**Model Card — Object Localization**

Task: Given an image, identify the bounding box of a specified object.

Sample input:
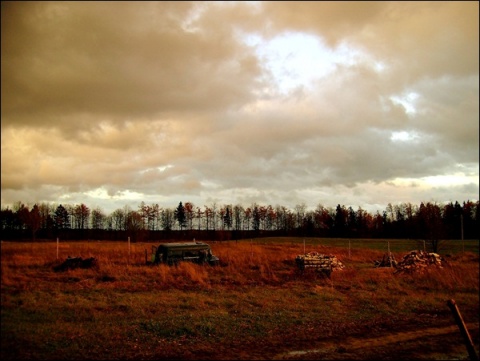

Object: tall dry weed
[175,262,210,287]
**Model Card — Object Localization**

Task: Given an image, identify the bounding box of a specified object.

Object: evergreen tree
[54,204,70,230]
[223,205,232,230]
[175,202,186,230]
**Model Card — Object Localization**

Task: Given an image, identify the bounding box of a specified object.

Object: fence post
[56,237,59,260]
[388,241,392,267]
[461,214,464,254]
[447,299,479,361]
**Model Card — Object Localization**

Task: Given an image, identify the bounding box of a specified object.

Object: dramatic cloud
[1,1,478,214]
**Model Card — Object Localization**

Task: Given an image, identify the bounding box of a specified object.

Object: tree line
[1,200,478,245]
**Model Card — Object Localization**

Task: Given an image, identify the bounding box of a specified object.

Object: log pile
[295,252,345,275]
[374,253,398,268]
[393,250,444,274]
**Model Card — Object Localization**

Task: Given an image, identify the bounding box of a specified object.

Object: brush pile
[393,250,445,274]
[295,252,345,276]
[374,253,398,268]
[53,256,98,272]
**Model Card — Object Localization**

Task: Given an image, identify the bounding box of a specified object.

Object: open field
[1,238,479,360]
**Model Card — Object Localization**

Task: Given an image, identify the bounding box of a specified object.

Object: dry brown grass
[1,239,478,360]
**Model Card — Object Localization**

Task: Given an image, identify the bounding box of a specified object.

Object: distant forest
[1,199,478,244]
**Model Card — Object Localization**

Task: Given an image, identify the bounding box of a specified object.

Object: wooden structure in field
[295,252,345,277]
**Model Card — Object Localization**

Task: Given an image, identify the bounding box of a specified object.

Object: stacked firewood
[374,253,398,268]
[393,250,444,274]
[295,252,345,271]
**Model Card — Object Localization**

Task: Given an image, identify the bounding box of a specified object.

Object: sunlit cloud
[1,1,478,214]
[389,173,476,189]
[390,92,419,115]
[390,131,420,142]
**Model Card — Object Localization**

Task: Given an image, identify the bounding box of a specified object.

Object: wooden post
[128,237,130,264]
[56,237,59,260]
[303,239,306,255]
[388,241,392,267]
[348,240,351,258]
[447,299,479,361]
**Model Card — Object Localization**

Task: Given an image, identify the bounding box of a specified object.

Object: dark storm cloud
[1,1,478,213]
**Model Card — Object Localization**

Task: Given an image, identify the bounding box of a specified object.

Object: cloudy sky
[1,1,479,215]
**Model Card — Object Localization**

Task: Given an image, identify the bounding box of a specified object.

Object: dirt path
[273,322,480,360]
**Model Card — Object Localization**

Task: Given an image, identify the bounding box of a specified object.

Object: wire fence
[245,237,479,255]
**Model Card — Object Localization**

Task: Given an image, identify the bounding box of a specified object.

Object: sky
[1,1,479,215]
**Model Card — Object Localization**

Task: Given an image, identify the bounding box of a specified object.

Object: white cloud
[1,2,478,215]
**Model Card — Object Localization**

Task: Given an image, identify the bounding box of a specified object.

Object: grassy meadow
[1,238,479,360]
